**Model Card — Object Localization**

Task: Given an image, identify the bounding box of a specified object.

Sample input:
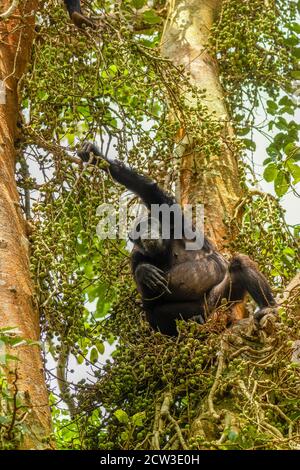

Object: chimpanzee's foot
[190,314,205,325]
[254,306,278,323]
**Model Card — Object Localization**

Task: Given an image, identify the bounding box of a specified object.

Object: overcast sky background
[251,105,299,227]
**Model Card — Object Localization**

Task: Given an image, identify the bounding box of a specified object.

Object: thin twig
[208,340,226,420]
[0,0,19,19]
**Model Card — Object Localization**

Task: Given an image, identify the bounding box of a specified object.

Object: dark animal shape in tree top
[64,0,94,28]
[78,142,277,336]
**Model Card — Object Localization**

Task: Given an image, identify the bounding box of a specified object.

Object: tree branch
[0,0,19,20]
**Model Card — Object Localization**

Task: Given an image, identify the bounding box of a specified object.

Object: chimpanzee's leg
[206,272,234,309]
[206,254,277,321]
[229,254,277,320]
[147,302,205,336]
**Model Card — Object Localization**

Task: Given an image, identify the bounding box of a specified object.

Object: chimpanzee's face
[129,216,166,257]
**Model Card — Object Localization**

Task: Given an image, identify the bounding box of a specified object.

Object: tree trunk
[161,0,243,250]
[0,1,52,449]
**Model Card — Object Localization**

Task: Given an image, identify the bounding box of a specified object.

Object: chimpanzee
[78,142,277,336]
[63,0,94,28]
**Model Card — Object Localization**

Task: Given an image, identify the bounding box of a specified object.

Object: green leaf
[95,340,105,355]
[95,295,111,319]
[291,70,300,79]
[263,163,278,182]
[284,143,297,155]
[132,0,146,8]
[67,134,75,145]
[274,171,289,197]
[267,100,278,115]
[286,36,298,47]
[86,283,106,304]
[142,10,162,24]
[290,22,300,33]
[107,334,115,346]
[109,64,118,76]
[270,148,283,163]
[120,431,129,442]
[76,354,84,365]
[287,162,300,183]
[132,411,146,427]
[40,92,49,101]
[90,347,98,364]
[279,96,294,107]
[234,114,244,122]
[237,127,250,136]
[275,117,288,131]
[283,247,295,257]
[293,47,300,59]
[284,144,300,160]
[114,409,129,424]
[242,139,256,151]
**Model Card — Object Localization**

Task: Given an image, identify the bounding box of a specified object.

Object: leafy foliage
[211,0,300,197]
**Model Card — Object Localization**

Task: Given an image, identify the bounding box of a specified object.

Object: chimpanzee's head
[129,216,168,257]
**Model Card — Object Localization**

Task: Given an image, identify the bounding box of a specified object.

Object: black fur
[78,142,277,336]
[64,0,94,28]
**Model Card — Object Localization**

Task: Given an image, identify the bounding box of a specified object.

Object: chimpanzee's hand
[135,264,171,295]
[71,12,95,29]
[77,142,102,163]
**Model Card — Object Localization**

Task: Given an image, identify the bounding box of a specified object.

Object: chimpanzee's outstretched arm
[64,1,94,28]
[78,142,176,209]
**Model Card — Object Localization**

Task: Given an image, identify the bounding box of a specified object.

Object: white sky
[251,107,299,227]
